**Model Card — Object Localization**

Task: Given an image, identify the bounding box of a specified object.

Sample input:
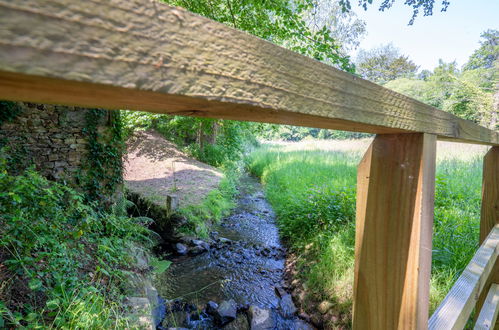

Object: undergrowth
[178,164,240,238]
[246,142,484,327]
[0,154,153,328]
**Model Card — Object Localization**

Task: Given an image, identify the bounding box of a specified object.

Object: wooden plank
[481,147,499,243]
[474,284,499,330]
[353,133,437,329]
[476,147,499,326]
[428,225,499,330]
[0,0,497,145]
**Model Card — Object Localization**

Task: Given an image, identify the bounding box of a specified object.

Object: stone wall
[0,102,117,190]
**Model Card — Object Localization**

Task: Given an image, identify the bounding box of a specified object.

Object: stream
[154,175,314,329]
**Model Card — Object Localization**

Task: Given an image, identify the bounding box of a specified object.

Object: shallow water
[155,175,315,329]
[156,175,286,309]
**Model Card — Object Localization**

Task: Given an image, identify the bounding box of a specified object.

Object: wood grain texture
[481,147,499,243]
[474,284,499,330]
[0,0,497,145]
[429,225,499,330]
[353,133,437,330]
[476,147,499,327]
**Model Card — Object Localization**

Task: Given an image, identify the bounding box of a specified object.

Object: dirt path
[124,130,223,208]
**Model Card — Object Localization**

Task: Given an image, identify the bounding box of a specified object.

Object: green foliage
[464,29,499,70]
[339,0,450,25]
[429,158,483,310]
[0,154,152,327]
[0,101,23,126]
[246,143,484,322]
[356,44,419,84]
[247,146,358,322]
[257,124,372,141]
[122,110,258,167]
[386,57,496,128]
[82,109,124,208]
[163,0,354,72]
[178,165,239,237]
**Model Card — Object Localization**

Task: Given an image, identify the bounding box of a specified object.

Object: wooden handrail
[474,284,499,329]
[429,225,499,329]
[0,0,497,145]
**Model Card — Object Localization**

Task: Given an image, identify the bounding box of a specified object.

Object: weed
[246,141,487,323]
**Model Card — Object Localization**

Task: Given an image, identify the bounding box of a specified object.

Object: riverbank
[246,140,490,328]
[154,174,314,329]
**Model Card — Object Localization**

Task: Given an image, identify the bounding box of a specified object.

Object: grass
[246,139,489,326]
[178,164,240,238]
[0,155,154,328]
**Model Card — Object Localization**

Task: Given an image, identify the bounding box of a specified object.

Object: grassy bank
[246,140,488,326]
[0,157,154,328]
[178,164,240,238]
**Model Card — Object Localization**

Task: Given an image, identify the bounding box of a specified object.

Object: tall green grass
[246,142,485,323]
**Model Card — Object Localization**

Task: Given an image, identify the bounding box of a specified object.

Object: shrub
[0,154,152,328]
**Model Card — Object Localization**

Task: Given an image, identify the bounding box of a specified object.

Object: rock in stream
[156,175,314,329]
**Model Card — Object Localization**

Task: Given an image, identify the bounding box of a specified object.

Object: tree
[463,29,499,130]
[356,44,419,84]
[163,0,354,72]
[125,0,369,162]
[464,30,499,71]
[305,0,366,54]
[339,0,450,25]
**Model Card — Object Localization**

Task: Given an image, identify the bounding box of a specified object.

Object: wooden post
[476,146,499,324]
[353,133,437,330]
[480,147,499,244]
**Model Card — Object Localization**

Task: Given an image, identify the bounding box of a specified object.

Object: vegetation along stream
[155,174,314,329]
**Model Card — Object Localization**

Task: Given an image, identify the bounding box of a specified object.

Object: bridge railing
[429,225,499,329]
[0,0,498,329]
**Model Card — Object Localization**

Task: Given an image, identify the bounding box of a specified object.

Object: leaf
[46,299,60,311]
[28,278,43,291]
[151,260,172,274]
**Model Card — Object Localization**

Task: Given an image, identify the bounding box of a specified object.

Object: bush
[178,164,240,237]
[246,143,485,323]
[0,154,152,328]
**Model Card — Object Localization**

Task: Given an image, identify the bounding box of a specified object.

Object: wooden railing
[429,225,499,329]
[0,0,498,328]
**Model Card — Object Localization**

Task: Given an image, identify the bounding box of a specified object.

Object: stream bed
[154,175,314,329]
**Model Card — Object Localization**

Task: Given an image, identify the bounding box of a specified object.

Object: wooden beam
[481,147,499,243]
[476,147,499,327]
[474,284,499,330]
[429,225,499,330]
[353,133,437,329]
[0,0,497,145]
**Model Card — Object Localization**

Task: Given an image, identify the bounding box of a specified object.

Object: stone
[162,310,187,328]
[215,299,237,326]
[248,306,274,330]
[274,286,287,299]
[48,154,59,161]
[192,239,210,250]
[222,313,249,330]
[54,161,68,167]
[175,243,188,255]
[218,237,232,244]
[293,319,315,330]
[126,297,155,330]
[298,312,311,322]
[317,301,333,314]
[279,294,297,318]
[189,246,206,255]
[205,301,218,315]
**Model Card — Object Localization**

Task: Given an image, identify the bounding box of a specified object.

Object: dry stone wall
[0,102,116,187]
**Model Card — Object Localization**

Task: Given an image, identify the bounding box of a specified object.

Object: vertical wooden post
[480,147,499,244]
[353,133,437,330]
[476,146,499,323]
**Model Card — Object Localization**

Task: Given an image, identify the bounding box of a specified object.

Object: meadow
[246,139,490,324]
